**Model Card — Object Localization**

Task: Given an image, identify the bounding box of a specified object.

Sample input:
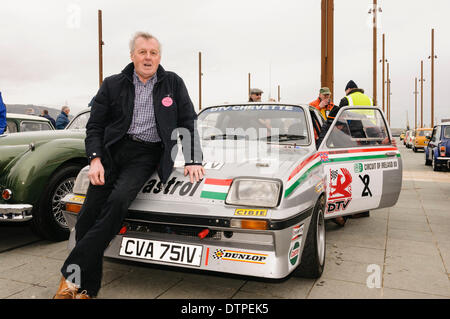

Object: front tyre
[293,195,326,278]
[30,164,82,241]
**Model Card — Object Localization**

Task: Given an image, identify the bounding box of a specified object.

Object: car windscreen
[198,105,310,145]
[20,121,53,131]
[418,130,432,137]
[67,111,90,130]
[326,108,390,148]
[443,126,450,139]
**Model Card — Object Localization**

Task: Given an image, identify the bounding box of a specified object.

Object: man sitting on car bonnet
[53,32,204,299]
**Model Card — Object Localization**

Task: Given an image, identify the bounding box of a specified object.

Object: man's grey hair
[129,32,161,54]
[61,106,69,112]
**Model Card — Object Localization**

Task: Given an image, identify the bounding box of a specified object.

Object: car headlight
[225,178,282,208]
[73,166,90,195]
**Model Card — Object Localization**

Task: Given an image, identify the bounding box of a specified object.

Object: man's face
[250,93,262,102]
[65,108,70,115]
[319,93,331,101]
[131,37,161,80]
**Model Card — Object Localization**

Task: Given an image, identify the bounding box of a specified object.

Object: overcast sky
[0,0,448,128]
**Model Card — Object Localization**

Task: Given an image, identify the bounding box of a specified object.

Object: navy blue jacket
[42,114,56,128]
[55,111,69,129]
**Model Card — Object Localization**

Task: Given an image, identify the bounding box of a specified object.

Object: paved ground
[1,138,449,299]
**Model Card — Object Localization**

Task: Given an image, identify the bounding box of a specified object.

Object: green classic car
[0,108,90,241]
[5,113,55,133]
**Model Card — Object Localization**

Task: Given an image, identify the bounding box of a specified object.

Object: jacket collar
[348,88,365,95]
[122,62,167,83]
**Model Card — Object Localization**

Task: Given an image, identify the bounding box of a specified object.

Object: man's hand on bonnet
[184,165,205,184]
[88,157,105,186]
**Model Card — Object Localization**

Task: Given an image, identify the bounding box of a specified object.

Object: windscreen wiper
[261,134,307,141]
[205,134,248,140]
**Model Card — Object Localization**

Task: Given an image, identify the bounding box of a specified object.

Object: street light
[428,28,438,128]
[419,61,425,128]
[368,1,382,106]
[379,33,387,112]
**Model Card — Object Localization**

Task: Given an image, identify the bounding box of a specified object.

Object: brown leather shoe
[75,290,92,299]
[53,276,78,299]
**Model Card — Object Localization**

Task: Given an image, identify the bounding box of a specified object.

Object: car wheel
[413,147,417,153]
[292,195,326,279]
[30,164,82,241]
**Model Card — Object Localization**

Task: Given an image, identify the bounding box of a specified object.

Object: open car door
[319,106,402,219]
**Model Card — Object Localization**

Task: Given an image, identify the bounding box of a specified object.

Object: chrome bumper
[0,204,33,222]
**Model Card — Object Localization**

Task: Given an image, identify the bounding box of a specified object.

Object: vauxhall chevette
[61,103,402,279]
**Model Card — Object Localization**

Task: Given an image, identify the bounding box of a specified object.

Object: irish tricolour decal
[200,178,232,200]
[285,147,400,198]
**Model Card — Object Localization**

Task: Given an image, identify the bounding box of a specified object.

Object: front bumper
[62,207,313,279]
[0,204,33,222]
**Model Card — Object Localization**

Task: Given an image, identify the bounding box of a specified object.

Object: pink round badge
[162,97,173,107]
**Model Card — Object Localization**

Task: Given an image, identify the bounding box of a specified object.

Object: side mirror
[426,136,431,140]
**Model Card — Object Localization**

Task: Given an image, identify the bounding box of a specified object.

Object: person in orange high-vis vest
[309,87,334,121]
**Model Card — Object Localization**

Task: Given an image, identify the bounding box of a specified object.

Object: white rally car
[62,103,402,279]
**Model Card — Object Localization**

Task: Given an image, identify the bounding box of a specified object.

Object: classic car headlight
[225,178,282,208]
[73,166,90,195]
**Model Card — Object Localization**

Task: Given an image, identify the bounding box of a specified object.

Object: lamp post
[379,34,387,112]
[198,52,202,110]
[321,0,334,97]
[419,61,425,128]
[369,0,382,106]
[386,62,390,125]
[413,77,419,130]
[428,28,437,128]
[98,10,104,88]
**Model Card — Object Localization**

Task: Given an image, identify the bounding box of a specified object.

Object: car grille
[124,221,222,240]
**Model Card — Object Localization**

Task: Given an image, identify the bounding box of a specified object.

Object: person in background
[55,106,70,129]
[40,109,56,128]
[0,92,6,134]
[316,81,373,149]
[309,87,334,121]
[249,88,263,102]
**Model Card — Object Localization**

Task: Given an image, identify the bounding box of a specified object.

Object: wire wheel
[51,176,76,228]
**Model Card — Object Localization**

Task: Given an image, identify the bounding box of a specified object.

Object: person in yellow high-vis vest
[328,80,373,121]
